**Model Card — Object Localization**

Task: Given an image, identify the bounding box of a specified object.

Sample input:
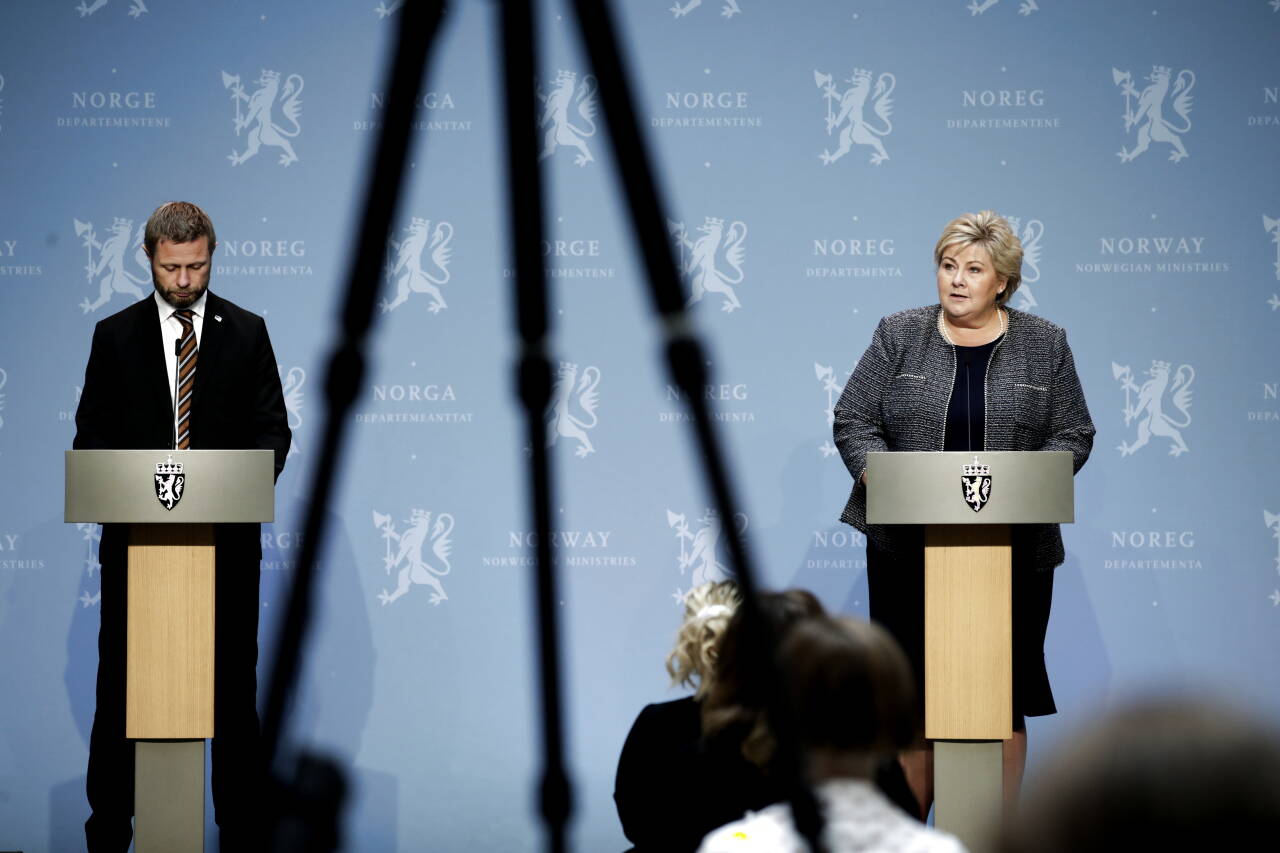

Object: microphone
[172,334,181,449]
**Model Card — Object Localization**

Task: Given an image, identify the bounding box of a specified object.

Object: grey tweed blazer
[834,305,1095,569]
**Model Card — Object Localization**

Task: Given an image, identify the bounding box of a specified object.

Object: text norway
[1100,237,1204,254]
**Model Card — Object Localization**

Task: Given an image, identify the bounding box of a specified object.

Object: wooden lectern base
[925,524,1012,853]
[128,524,215,852]
[127,523,215,740]
[924,523,1012,741]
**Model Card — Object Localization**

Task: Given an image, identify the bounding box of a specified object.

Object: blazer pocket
[1012,382,1051,443]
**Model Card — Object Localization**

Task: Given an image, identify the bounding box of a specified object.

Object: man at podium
[832,211,1095,819]
[73,201,291,851]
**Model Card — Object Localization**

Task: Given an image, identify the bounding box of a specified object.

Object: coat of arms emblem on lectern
[154,455,185,511]
[961,456,992,513]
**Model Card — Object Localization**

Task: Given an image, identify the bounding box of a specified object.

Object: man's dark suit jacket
[73,290,291,557]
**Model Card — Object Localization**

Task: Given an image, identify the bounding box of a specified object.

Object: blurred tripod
[258,2,825,851]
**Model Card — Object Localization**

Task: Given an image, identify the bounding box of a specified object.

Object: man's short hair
[144,201,217,256]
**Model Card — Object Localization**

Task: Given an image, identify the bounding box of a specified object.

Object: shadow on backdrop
[259,497,394,849]
[777,439,869,618]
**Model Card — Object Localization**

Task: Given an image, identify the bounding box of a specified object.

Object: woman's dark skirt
[866,534,1056,732]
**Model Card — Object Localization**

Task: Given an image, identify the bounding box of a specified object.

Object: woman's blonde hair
[933,210,1023,305]
[665,580,742,699]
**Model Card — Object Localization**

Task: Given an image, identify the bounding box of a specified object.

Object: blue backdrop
[1,1,1278,850]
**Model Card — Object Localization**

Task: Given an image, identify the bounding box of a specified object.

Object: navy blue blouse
[944,335,1003,452]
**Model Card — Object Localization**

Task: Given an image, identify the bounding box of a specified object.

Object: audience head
[779,616,916,767]
[702,588,826,767]
[666,580,743,699]
[1001,696,1280,853]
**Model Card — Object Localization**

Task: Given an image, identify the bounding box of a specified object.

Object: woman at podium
[831,211,1095,818]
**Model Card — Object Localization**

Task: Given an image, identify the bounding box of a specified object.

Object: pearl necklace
[938,305,1005,346]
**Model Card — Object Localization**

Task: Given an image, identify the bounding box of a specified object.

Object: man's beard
[153,277,208,308]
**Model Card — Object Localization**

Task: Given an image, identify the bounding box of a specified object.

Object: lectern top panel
[866,451,1073,525]
[65,449,275,524]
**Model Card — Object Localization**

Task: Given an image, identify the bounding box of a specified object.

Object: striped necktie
[174,309,197,449]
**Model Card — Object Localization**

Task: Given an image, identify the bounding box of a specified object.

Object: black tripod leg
[563,1,826,849]
[257,2,449,848]
[499,1,572,852]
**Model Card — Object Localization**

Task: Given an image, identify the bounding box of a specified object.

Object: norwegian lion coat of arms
[537,70,599,166]
[547,362,601,458]
[815,362,853,458]
[1113,360,1194,457]
[76,0,148,18]
[74,217,150,313]
[379,218,454,314]
[814,68,895,165]
[1004,215,1044,311]
[222,69,304,166]
[966,0,1039,15]
[1264,215,1280,282]
[154,455,185,511]
[666,508,748,602]
[670,0,741,18]
[281,366,305,458]
[961,457,992,513]
[373,509,454,605]
[1113,65,1195,163]
[1265,510,1280,602]
[669,217,747,313]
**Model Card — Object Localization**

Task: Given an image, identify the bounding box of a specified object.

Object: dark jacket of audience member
[614,587,814,851]
[615,581,763,852]
[615,695,786,852]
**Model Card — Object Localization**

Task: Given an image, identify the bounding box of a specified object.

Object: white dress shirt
[153,290,207,447]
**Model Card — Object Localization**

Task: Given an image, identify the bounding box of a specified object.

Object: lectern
[66,449,275,853]
[866,450,1073,853]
